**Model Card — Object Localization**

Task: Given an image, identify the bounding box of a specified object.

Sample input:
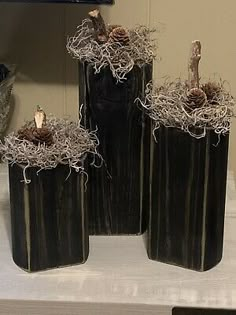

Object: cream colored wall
[0,0,236,173]
[0,3,93,128]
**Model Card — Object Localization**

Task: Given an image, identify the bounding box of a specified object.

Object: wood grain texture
[147,126,229,271]
[9,163,89,272]
[0,301,170,315]
[1,162,236,315]
[79,62,152,235]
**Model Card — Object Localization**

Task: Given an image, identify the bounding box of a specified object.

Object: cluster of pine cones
[18,127,53,146]
[186,82,222,110]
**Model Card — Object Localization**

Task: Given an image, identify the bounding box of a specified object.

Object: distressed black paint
[79,62,152,235]
[173,308,236,315]
[9,164,89,272]
[147,126,229,271]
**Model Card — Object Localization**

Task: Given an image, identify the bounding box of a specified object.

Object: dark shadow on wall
[0,3,98,85]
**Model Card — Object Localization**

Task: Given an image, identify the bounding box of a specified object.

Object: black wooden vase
[79,62,152,235]
[147,126,229,271]
[9,164,89,272]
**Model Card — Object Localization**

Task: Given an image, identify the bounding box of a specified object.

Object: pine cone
[201,82,221,105]
[186,88,207,109]
[18,127,53,146]
[108,24,122,35]
[108,27,130,46]
[18,128,35,143]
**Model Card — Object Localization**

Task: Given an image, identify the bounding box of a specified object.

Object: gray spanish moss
[0,117,102,183]
[138,80,235,139]
[67,19,157,82]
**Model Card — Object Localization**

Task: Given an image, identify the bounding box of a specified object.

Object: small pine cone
[18,127,53,146]
[201,82,221,105]
[107,24,122,35]
[186,88,207,109]
[32,127,54,146]
[18,128,35,143]
[108,27,130,46]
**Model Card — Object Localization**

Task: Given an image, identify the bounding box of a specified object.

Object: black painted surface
[0,0,113,3]
[147,126,229,271]
[79,62,152,235]
[173,308,236,315]
[9,164,89,272]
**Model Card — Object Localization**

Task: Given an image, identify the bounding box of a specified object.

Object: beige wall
[0,0,236,174]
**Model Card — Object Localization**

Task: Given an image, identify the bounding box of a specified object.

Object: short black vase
[79,62,152,235]
[147,126,229,271]
[9,164,89,272]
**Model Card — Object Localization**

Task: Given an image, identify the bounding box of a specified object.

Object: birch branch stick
[188,40,201,89]
[34,106,46,129]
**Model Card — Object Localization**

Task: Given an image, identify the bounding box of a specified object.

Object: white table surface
[1,164,236,315]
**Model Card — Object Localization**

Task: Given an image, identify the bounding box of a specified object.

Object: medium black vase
[9,164,89,272]
[147,126,229,271]
[79,62,152,235]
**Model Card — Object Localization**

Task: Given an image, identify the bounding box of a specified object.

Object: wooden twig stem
[34,106,46,129]
[188,40,201,89]
[88,9,108,44]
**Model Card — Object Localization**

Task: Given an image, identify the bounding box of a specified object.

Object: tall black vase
[9,164,89,272]
[147,126,229,271]
[79,62,152,235]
